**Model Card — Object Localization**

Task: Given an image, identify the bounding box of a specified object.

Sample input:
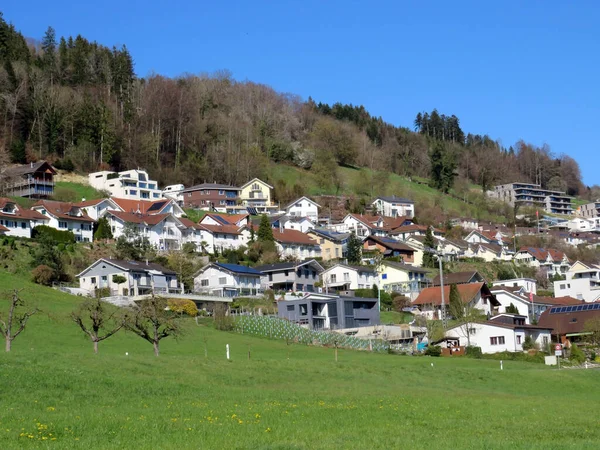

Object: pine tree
[422,226,436,268]
[94,217,113,240]
[448,284,464,319]
[41,26,57,79]
[506,303,519,314]
[257,214,274,243]
[346,231,362,265]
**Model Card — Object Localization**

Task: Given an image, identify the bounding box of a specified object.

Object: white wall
[445,323,551,354]
[491,291,532,321]
[494,279,537,294]
[193,266,260,294]
[554,278,600,302]
[321,265,375,290]
[286,198,319,221]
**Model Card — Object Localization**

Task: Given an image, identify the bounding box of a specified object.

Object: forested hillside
[0,13,592,205]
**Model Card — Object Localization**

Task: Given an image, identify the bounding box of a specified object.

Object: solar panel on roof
[214,215,230,225]
[594,304,600,310]
[147,201,167,212]
[576,305,584,311]
[559,307,567,313]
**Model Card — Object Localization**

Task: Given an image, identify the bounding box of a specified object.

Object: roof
[199,224,243,235]
[255,259,324,273]
[213,262,262,275]
[33,200,95,222]
[273,228,319,246]
[432,271,483,286]
[380,260,429,274]
[413,282,499,307]
[106,210,171,226]
[284,196,321,210]
[389,224,443,235]
[477,242,504,255]
[183,183,240,193]
[347,213,382,227]
[74,198,111,207]
[240,178,273,189]
[110,198,173,215]
[322,263,376,274]
[178,217,203,230]
[364,235,415,252]
[0,198,48,220]
[308,228,350,242]
[201,213,248,225]
[448,320,551,332]
[517,247,567,262]
[0,224,8,232]
[1,161,56,177]
[442,238,470,250]
[374,196,414,204]
[538,304,600,335]
[78,258,176,277]
[533,295,583,306]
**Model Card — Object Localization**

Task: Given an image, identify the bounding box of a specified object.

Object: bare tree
[0,289,38,352]
[71,297,124,353]
[126,295,181,356]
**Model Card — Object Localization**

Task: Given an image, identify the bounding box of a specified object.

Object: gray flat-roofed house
[278,293,379,330]
[256,259,324,293]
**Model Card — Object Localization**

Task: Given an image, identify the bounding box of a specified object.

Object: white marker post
[226,344,230,360]
[500,360,503,371]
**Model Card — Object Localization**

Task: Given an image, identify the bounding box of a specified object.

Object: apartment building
[371,196,415,219]
[580,201,600,219]
[89,169,162,200]
[182,183,240,209]
[491,182,573,215]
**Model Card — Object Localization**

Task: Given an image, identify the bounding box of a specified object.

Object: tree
[71,296,124,353]
[506,303,519,314]
[126,295,181,356]
[346,231,362,265]
[0,290,38,352]
[450,299,485,347]
[429,141,456,193]
[94,217,113,240]
[257,214,274,243]
[584,317,600,346]
[41,26,57,79]
[114,223,154,261]
[422,226,436,268]
[112,275,126,285]
[448,284,463,319]
[31,235,66,283]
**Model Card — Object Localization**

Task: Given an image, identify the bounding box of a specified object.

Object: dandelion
[46,407,56,412]
[255,413,261,419]
[265,427,272,432]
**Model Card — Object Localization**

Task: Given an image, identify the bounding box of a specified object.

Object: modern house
[553,261,600,302]
[256,260,324,292]
[239,178,276,214]
[277,293,380,330]
[493,278,537,295]
[88,169,162,200]
[284,196,320,222]
[320,264,377,291]
[0,197,48,238]
[77,258,181,297]
[580,201,600,219]
[377,260,430,300]
[538,303,600,345]
[193,262,262,297]
[513,247,570,277]
[443,316,552,354]
[0,161,57,198]
[306,228,349,261]
[413,282,500,320]
[162,184,185,202]
[362,235,416,263]
[490,182,573,215]
[182,183,240,210]
[32,200,95,242]
[371,196,415,219]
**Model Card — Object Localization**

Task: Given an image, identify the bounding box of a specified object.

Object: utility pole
[438,255,446,328]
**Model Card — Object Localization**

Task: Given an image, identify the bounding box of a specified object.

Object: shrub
[465,346,482,358]
[522,335,536,350]
[214,303,234,331]
[167,299,198,317]
[424,345,442,357]
[392,294,410,312]
[31,264,56,285]
[31,225,75,244]
[570,344,586,364]
[112,275,127,285]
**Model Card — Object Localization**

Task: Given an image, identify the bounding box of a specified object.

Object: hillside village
[1,160,600,360]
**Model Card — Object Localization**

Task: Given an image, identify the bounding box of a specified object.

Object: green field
[53,181,105,202]
[0,271,598,449]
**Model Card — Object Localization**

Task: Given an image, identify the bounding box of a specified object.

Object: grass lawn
[0,272,598,449]
[380,310,414,324]
[53,182,105,202]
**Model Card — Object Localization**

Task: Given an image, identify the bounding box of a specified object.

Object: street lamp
[424,246,447,328]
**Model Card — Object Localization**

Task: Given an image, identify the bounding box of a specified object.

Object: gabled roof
[532,295,583,306]
[373,196,414,204]
[255,259,324,273]
[321,263,376,274]
[442,238,470,250]
[0,224,8,232]
[273,228,319,246]
[196,262,261,276]
[240,178,273,190]
[77,258,176,277]
[74,198,114,207]
[538,305,600,335]
[284,196,321,210]
[364,235,415,252]
[0,198,47,220]
[432,271,483,286]
[105,210,172,226]
[345,213,383,228]
[110,197,176,215]
[178,217,203,230]
[199,224,243,235]
[476,242,504,255]
[380,260,429,274]
[307,228,350,242]
[389,224,433,235]
[517,247,568,262]
[414,282,499,307]
[1,161,56,177]
[32,200,95,222]
[200,213,249,226]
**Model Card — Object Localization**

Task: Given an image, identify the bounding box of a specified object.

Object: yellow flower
[46,407,56,412]
[255,413,261,419]
[265,427,272,433]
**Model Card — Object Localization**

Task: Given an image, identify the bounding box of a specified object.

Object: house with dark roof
[306,228,350,261]
[389,224,443,241]
[193,262,262,297]
[32,200,95,242]
[0,161,57,198]
[514,247,571,277]
[432,271,484,286]
[77,258,180,297]
[256,260,324,293]
[413,282,499,320]
[182,183,240,209]
[363,235,416,263]
[538,303,600,345]
[320,264,377,291]
[371,195,414,219]
[0,197,48,238]
[272,228,321,260]
[378,260,430,300]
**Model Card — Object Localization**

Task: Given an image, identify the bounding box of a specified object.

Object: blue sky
[4,1,600,185]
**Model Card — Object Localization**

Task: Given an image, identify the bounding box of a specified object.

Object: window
[300,304,307,315]
[468,328,476,335]
[543,336,549,346]
[268,273,273,282]
[90,277,96,284]
[58,221,68,229]
[490,336,505,346]
[201,279,209,287]
[286,305,295,312]
[220,200,226,205]
[330,274,337,283]
[219,190,224,195]
[101,276,107,282]
[219,277,226,285]
[516,335,522,344]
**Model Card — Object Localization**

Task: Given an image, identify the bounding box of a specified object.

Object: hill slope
[0,272,598,449]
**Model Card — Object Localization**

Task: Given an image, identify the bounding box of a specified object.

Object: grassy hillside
[53,181,105,202]
[0,272,598,449]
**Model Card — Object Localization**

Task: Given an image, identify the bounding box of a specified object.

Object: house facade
[104,211,186,251]
[493,278,537,295]
[362,235,415,263]
[514,247,570,276]
[77,258,181,296]
[306,228,349,261]
[553,261,600,302]
[89,169,162,200]
[32,200,95,242]
[491,182,573,215]
[273,228,321,260]
[320,264,377,291]
[413,282,500,320]
[239,178,276,214]
[0,161,56,198]
[182,183,240,209]
[256,260,324,292]
[278,293,380,330]
[284,196,320,221]
[193,263,261,297]
[378,261,430,300]
[0,198,48,238]
[76,198,120,221]
[371,196,415,219]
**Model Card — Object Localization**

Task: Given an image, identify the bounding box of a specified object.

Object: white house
[371,196,415,219]
[32,200,95,242]
[413,282,500,320]
[75,198,120,221]
[284,197,320,222]
[513,247,570,277]
[272,228,321,260]
[77,258,181,297]
[473,243,513,262]
[198,213,250,252]
[162,184,185,202]
[553,261,600,302]
[320,264,377,291]
[377,260,430,300]
[490,287,534,320]
[443,316,551,354]
[0,197,48,238]
[88,169,162,201]
[280,216,315,234]
[493,278,537,295]
[193,262,262,297]
[111,197,185,218]
[200,213,249,228]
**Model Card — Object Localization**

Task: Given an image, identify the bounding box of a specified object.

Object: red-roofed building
[413,282,500,319]
[110,197,184,217]
[32,200,95,242]
[335,213,413,238]
[514,247,570,277]
[272,228,321,260]
[0,197,48,238]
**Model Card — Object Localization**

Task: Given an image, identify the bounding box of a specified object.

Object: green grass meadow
[0,272,599,449]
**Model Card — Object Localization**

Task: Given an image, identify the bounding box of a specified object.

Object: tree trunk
[93,340,98,354]
[153,340,159,356]
[5,338,11,352]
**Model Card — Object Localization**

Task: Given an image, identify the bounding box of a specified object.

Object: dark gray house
[256,260,324,293]
[278,293,379,330]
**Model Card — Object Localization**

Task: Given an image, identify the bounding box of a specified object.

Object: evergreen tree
[41,26,57,78]
[448,284,464,319]
[506,303,519,314]
[422,226,436,268]
[257,214,274,243]
[94,217,113,240]
[346,231,362,265]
